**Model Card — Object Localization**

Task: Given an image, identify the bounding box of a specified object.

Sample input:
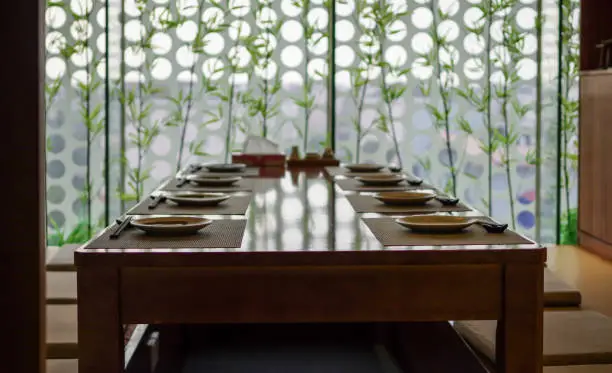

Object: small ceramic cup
[322,147,335,159]
[289,146,300,160]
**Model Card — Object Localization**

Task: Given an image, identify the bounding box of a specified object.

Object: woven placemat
[325,166,392,177]
[335,178,432,192]
[127,194,252,215]
[162,177,255,192]
[345,194,471,214]
[86,219,247,249]
[362,217,532,247]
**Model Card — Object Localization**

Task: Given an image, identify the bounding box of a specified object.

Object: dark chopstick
[176,178,188,187]
[148,195,166,209]
[110,216,133,239]
[187,163,202,172]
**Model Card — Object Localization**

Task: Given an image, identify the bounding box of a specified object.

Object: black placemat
[362,217,532,247]
[86,219,247,249]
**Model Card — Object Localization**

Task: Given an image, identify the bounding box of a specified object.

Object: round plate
[395,215,476,233]
[131,216,213,235]
[375,191,437,205]
[186,175,242,186]
[165,192,230,206]
[205,163,247,173]
[355,174,405,186]
[344,163,384,172]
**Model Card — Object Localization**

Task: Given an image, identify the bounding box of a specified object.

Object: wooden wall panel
[0,0,46,372]
[579,71,612,255]
[581,0,612,70]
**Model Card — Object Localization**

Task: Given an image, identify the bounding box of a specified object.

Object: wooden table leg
[496,263,544,373]
[77,267,124,373]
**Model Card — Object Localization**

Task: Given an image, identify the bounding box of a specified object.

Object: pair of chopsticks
[110,216,133,239]
[148,194,167,209]
[175,163,201,187]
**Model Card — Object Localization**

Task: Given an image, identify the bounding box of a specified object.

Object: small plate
[375,191,437,205]
[186,175,242,186]
[205,163,247,173]
[355,174,406,186]
[131,216,213,235]
[165,192,230,206]
[395,215,476,233]
[344,163,385,172]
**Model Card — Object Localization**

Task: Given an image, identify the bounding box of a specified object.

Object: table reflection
[241,171,383,252]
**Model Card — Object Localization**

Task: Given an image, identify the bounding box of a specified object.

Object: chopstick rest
[435,196,460,206]
[406,177,424,186]
[474,219,508,234]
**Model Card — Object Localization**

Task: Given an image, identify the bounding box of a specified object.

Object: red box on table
[232,153,286,167]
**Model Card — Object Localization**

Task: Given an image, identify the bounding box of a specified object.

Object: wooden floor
[546,245,612,316]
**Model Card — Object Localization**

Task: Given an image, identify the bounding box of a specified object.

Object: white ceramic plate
[165,192,230,206]
[344,163,385,172]
[355,174,406,186]
[131,216,213,235]
[186,175,242,186]
[205,163,247,173]
[395,215,476,233]
[375,191,437,205]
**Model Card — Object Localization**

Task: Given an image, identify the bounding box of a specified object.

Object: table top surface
[75,168,546,267]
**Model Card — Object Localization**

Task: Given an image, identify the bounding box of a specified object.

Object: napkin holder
[232,136,286,167]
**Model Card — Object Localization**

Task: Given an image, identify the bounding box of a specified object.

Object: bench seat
[544,366,612,372]
[46,271,77,304]
[47,359,77,373]
[46,244,79,271]
[455,311,612,366]
[544,268,582,307]
[47,305,78,359]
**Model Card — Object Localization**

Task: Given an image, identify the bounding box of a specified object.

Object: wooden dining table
[75,168,545,373]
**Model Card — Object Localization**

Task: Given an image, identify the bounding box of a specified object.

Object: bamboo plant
[212,3,250,163]
[369,0,410,169]
[119,1,178,201]
[347,0,379,163]
[291,0,320,154]
[457,0,495,215]
[68,0,105,236]
[559,0,580,243]
[244,3,283,139]
[45,0,77,240]
[492,0,530,229]
[420,1,462,196]
[166,0,226,171]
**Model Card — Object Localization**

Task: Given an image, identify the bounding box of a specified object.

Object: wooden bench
[544,268,582,307]
[47,359,77,373]
[455,310,612,366]
[545,366,612,372]
[47,304,78,359]
[46,244,79,271]
[46,271,77,304]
